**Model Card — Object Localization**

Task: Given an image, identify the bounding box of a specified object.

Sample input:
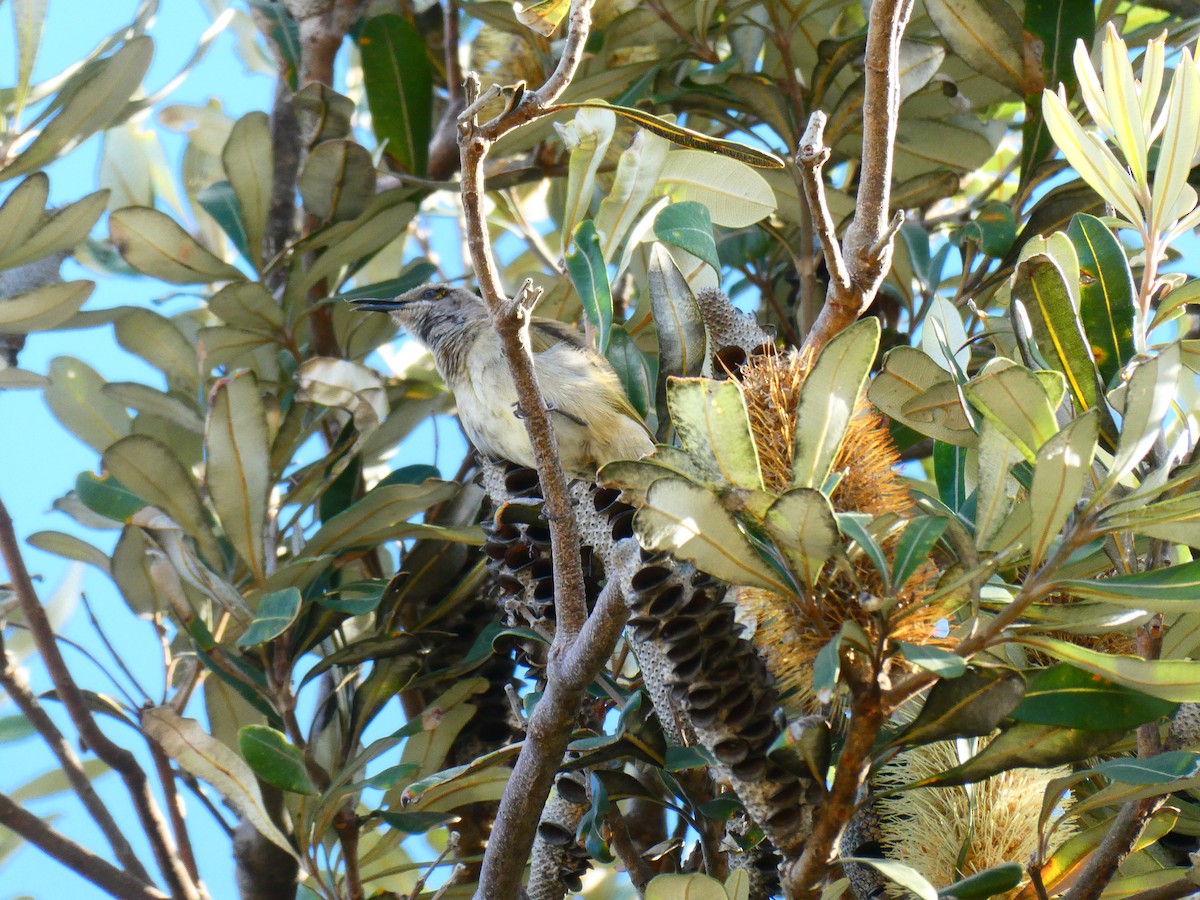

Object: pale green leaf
[793,317,880,488]
[964,360,1060,463]
[44,356,131,453]
[560,105,616,247]
[667,378,762,490]
[206,372,270,580]
[1029,411,1098,567]
[143,706,297,858]
[763,488,839,589]
[236,588,302,647]
[222,112,272,270]
[658,150,776,227]
[110,207,244,284]
[635,478,793,594]
[0,280,93,333]
[0,190,108,270]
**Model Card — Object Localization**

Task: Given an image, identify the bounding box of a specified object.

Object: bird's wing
[528,316,588,352]
[530,321,654,439]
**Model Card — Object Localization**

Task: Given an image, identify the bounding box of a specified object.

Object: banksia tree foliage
[9,2,1200,900]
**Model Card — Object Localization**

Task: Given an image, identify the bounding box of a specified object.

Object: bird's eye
[421,288,440,300]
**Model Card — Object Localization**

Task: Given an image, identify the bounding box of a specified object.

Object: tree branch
[0,498,199,900]
[0,791,169,900]
[797,0,915,359]
[0,644,151,884]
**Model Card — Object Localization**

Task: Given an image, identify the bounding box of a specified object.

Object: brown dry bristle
[738,347,807,494]
[830,408,912,518]
[736,349,945,711]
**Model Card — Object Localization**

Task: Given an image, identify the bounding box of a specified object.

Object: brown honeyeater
[351,284,654,476]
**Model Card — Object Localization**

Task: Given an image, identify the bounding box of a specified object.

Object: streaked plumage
[351,284,654,476]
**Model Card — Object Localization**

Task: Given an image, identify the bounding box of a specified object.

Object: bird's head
[348,283,487,350]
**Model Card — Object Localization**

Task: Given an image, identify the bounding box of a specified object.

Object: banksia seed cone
[616,547,819,858]
[528,773,593,900]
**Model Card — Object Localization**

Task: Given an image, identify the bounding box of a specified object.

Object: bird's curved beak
[346,297,402,313]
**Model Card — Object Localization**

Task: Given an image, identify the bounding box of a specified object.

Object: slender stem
[0,498,199,900]
[148,741,204,895]
[0,644,151,883]
[0,791,169,900]
[781,684,886,898]
[606,807,654,894]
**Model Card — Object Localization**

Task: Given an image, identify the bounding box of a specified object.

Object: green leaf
[595,126,671,260]
[1022,0,1094,181]
[302,480,459,558]
[246,0,300,90]
[359,15,433,175]
[11,0,48,121]
[1068,214,1135,385]
[868,346,977,447]
[45,356,131,453]
[1055,560,1200,609]
[1012,663,1178,730]
[196,181,252,264]
[605,326,656,420]
[763,488,839,589]
[1087,750,1200,785]
[961,200,1016,258]
[110,207,244,284]
[934,441,968,512]
[1,38,154,182]
[913,722,1125,787]
[645,873,730,900]
[559,105,616,245]
[26,531,111,574]
[75,472,146,522]
[634,478,793,594]
[513,0,571,35]
[292,83,355,146]
[657,150,776,227]
[557,103,785,170]
[1101,492,1200,545]
[964,360,1059,463]
[653,202,720,272]
[840,858,938,900]
[1028,410,1098,567]
[892,516,949,589]
[298,139,376,222]
[1017,636,1200,702]
[649,244,705,425]
[207,372,271,580]
[793,317,880,489]
[236,588,302,647]
[890,667,1026,747]
[208,281,283,334]
[0,189,108,270]
[222,112,273,270]
[897,641,966,678]
[0,280,93,333]
[114,308,200,395]
[143,706,296,858]
[237,725,316,794]
[667,378,762,490]
[300,196,417,292]
[1012,254,1105,414]
[940,863,1025,900]
[836,512,890,586]
[103,435,219,566]
[1103,344,1181,491]
[0,174,49,265]
[565,220,613,352]
[377,810,456,834]
[0,715,36,744]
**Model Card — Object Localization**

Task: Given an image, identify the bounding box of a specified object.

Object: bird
[350,283,655,477]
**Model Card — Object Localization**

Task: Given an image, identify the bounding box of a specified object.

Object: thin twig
[606,807,654,894]
[0,640,151,883]
[148,739,205,895]
[796,112,851,302]
[0,499,199,900]
[0,791,169,900]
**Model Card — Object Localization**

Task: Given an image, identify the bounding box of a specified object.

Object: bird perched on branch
[351,283,654,476]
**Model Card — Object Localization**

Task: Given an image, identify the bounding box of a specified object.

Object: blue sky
[2,4,278,897]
